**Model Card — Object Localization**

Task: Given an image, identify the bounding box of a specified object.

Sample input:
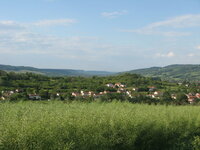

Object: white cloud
[156,52,175,58]
[0,20,25,30]
[146,14,200,29]
[188,53,194,57]
[0,26,131,61]
[32,19,77,26]
[101,10,127,18]
[0,19,77,31]
[0,19,84,58]
[123,29,190,36]
[0,19,127,60]
[196,45,200,50]
[123,14,200,36]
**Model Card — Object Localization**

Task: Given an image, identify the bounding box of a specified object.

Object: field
[1,101,200,150]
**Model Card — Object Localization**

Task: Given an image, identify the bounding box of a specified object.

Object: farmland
[1,101,200,150]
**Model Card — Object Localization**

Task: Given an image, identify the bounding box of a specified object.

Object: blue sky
[0,0,200,71]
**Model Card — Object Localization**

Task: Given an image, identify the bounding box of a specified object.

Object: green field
[1,101,200,150]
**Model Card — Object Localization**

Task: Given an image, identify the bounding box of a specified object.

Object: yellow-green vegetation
[1,101,200,150]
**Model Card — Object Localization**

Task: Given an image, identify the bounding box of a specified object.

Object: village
[71,82,200,103]
[1,82,200,104]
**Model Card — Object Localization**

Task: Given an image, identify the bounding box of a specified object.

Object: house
[88,91,95,96]
[103,91,109,94]
[126,91,132,98]
[186,93,196,103]
[15,89,22,93]
[99,91,110,95]
[132,88,138,91]
[148,94,156,98]
[115,83,126,88]
[0,96,5,100]
[196,93,200,99]
[28,94,41,100]
[119,88,125,91]
[2,91,13,97]
[187,96,196,104]
[72,92,80,97]
[154,91,163,96]
[117,90,122,93]
[149,86,156,92]
[117,88,125,93]
[80,91,86,96]
[99,92,104,95]
[80,91,96,97]
[171,94,177,99]
[9,91,14,94]
[106,83,114,88]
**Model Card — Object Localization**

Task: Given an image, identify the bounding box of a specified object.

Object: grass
[1,101,200,150]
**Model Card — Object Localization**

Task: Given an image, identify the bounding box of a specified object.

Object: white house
[106,83,114,88]
[154,91,163,96]
[132,88,138,91]
[126,91,132,98]
[0,96,5,100]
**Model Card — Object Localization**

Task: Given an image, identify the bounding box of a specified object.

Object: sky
[0,0,200,71]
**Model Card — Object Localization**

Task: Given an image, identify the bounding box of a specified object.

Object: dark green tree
[39,90,50,100]
[175,93,188,105]
[162,91,173,104]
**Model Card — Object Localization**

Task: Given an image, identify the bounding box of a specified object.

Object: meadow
[1,101,200,150]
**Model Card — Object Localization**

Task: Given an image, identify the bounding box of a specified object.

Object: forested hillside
[128,64,200,81]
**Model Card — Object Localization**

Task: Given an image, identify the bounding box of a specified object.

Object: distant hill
[0,64,115,76]
[2,64,200,81]
[128,64,200,82]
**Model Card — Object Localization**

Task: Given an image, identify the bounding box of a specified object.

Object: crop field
[1,101,200,150]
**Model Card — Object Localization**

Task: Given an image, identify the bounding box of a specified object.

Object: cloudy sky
[0,0,200,71]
